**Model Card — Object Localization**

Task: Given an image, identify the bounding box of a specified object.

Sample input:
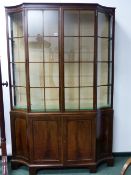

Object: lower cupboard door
[29,116,62,164]
[63,115,96,165]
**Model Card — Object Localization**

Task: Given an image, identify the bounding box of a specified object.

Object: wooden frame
[5,3,115,175]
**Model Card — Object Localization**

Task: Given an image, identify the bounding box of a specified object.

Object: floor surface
[0,157,131,175]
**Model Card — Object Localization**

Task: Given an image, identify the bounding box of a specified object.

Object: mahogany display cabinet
[5,3,115,175]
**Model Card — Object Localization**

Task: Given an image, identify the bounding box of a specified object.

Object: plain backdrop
[0,0,131,155]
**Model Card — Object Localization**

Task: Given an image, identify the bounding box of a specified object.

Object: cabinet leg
[29,167,36,175]
[89,164,97,173]
[107,158,114,167]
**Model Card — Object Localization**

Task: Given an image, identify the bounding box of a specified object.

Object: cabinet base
[11,157,114,175]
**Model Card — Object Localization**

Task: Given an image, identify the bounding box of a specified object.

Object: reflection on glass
[80,37,94,61]
[10,12,23,37]
[64,10,79,36]
[9,40,13,62]
[97,86,111,108]
[80,63,93,86]
[64,37,79,62]
[30,63,44,87]
[80,11,94,36]
[45,63,59,87]
[45,88,59,111]
[13,38,25,62]
[12,87,27,109]
[110,16,113,38]
[44,37,59,62]
[30,88,45,111]
[11,63,26,86]
[97,63,108,86]
[44,11,58,36]
[28,37,43,62]
[97,38,108,61]
[80,87,93,109]
[28,10,43,36]
[64,63,79,87]
[65,88,79,110]
[98,12,109,37]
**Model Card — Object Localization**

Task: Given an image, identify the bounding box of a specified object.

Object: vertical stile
[93,9,98,109]
[24,8,31,112]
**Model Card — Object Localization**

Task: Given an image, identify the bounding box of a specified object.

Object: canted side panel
[96,110,113,159]
[64,115,96,164]
[30,116,62,164]
[11,112,28,161]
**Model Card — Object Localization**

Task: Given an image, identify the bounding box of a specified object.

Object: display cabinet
[6,3,115,175]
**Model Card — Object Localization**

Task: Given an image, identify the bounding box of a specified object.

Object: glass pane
[64,63,79,87]
[80,63,93,86]
[65,88,79,110]
[12,38,25,62]
[80,37,94,61]
[45,63,59,87]
[64,37,79,62]
[30,63,44,87]
[44,10,58,36]
[109,63,112,84]
[98,12,109,37]
[12,87,27,109]
[45,88,59,111]
[110,16,113,38]
[9,39,13,62]
[80,87,93,109]
[97,38,108,61]
[10,12,23,37]
[8,16,11,38]
[44,37,59,62]
[97,86,111,108]
[28,37,43,62]
[28,10,43,36]
[11,63,26,86]
[110,39,112,62]
[80,11,94,36]
[64,10,79,36]
[97,63,108,86]
[30,88,45,111]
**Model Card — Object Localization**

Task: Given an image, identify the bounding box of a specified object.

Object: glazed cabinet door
[64,10,95,111]
[28,9,60,112]
[29,115,62,165]
[63,114,96,165]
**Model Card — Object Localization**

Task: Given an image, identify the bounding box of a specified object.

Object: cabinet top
[5,3,115,13]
